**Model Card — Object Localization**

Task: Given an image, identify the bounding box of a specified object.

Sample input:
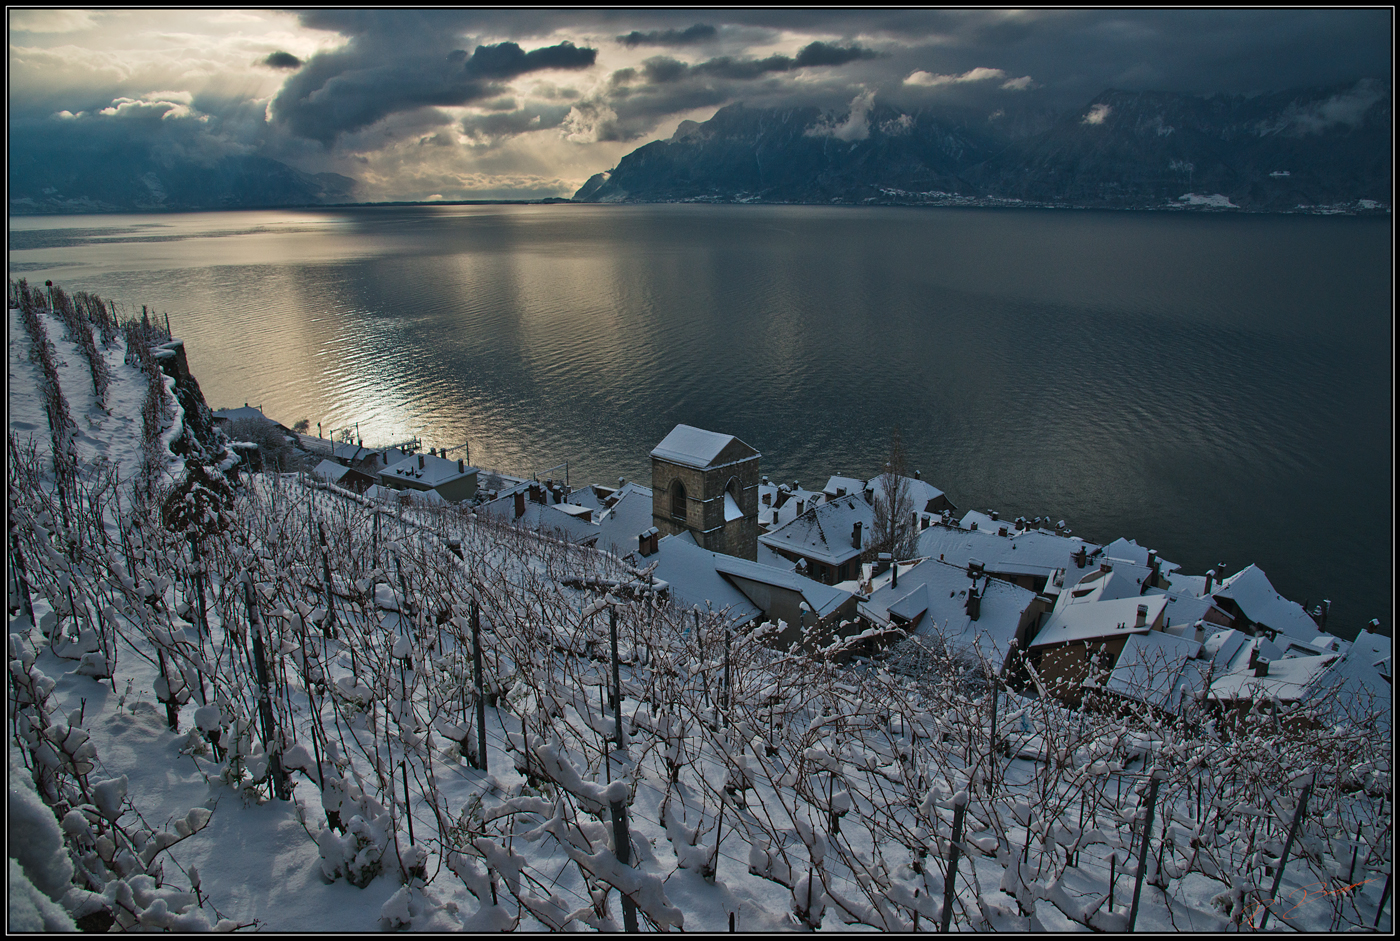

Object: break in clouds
[7,9,1392,201]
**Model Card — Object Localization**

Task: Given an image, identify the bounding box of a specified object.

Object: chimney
[1204,569,1215,594]
[796,499,805,516]
[514,490,526,519]
[638,531,653,557]
[891,558,898,588]
[921,515,929,530]
[458,458,465,472]
[968,559,984,579]
[1147,549,1157,568]
[650,528,659,555]
[1320,599,1330,629]
[1074,546,1087,568]
[914,469,921,480]
[966,583,982,621]
[970,521,978,531]
[999,526,1008,537]
[851,521,863,549]
[1136,603,1148,628]
[990,510,998,522]
[418,454,425,469]
[1254,657,1271,678]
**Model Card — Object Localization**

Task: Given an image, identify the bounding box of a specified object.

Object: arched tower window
[670,480,687,520]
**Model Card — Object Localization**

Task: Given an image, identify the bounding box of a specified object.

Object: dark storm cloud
[640,42,881,84]
[269,31,596,145]
[617,24,717,47]
[261,51,302,70]
[460,104,574,144]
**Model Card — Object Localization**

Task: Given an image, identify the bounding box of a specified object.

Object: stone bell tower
[650,424,760,560]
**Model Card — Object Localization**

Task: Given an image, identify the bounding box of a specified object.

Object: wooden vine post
[1127,771,1162,931]
[317,521,336,639]
[471,598,488,772]
[611,796,640,932]
[244,578,289,800]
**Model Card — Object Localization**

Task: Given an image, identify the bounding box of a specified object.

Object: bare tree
[869,428,918,561]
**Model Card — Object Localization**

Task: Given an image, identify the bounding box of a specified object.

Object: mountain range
[574,81,1392,212]
[9,145,356,215]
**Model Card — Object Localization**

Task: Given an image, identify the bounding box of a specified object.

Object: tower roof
[650,424,758,469]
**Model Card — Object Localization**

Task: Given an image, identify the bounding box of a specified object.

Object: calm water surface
[9,205,1392,636]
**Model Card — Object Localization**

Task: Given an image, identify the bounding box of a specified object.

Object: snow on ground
[7,293,1393,933]
[8,303,173,492]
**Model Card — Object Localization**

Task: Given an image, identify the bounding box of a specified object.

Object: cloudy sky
[9,9,1391,201]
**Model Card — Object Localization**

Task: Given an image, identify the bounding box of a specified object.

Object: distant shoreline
[9,197,1389,217]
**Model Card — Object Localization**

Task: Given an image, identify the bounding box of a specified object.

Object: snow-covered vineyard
[8,279,1393,932]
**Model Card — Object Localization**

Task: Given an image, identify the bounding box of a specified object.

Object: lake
[8,204,1392,637]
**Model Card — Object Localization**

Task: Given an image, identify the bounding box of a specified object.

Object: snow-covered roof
[595,484,655,557]
[565,486,606,513]
[1201,628,1252,670]
[758,483,825,531]
[756,541,796,572]
[212,405,273,424]
[1103,537,1150,565]
[379,451,477,489]
[822,475,866,499]
[475,492,601,544]
[1160,592,1221,629]
[860,558,1038,670]
[1103,631,1205,713]
[867,473,947,513]
[1298,630,1391,727]
[312,459,349,484]
[1213,564,1320,641]
[650,424,757,469]
[647,535,762,624]
[1209,652,1338,703]
[919,522,1099,584]
[1031,594,1168,648]
[711,554,853,620]
[758,494,873,566]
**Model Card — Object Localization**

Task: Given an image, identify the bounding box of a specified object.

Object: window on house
[670,480,686,520]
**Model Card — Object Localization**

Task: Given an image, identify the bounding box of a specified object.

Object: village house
[311,458,377,495]
[861,557,1047,677]
[650,424,761,561]
[377,450,478,504]
[1092,630,1208,716]
[866,471,958,516]
[635,532,860,654]
[758,493,874,585]
[1025,593,1170,706]
[1208,563,1329,642]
